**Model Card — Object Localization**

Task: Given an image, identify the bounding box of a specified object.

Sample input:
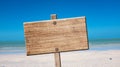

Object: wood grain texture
[24,17,88,55]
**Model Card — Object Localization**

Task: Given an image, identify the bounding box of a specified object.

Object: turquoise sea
[0,39,120,54]
[89,39,120,50]
[0,41,25,54]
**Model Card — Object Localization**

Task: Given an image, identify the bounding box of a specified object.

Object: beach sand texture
[0,50,120,67]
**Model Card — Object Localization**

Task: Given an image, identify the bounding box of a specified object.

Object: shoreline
[0,48,120,55]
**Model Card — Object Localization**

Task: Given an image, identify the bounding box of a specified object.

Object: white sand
[0,50,120,67]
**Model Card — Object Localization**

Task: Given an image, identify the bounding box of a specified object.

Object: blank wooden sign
[24,16,88,55]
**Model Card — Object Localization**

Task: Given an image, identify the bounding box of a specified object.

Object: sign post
[54,48,61,67]
[51,14,61,67]
[24,14,89,67]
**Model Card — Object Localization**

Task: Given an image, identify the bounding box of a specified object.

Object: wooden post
[54,48,61,67]
[51,14,57,19]
[51,14,61,67]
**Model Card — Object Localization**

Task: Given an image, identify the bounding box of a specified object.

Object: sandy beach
[0,50,120,67]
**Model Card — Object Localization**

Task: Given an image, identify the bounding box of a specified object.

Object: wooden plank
[24,15,88,55]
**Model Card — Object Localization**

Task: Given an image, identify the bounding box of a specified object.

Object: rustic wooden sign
[24,16,88,56]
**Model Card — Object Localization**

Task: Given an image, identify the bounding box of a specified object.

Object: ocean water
[0,39,120,54]
[89,39,120,50]
[0,41,25,54]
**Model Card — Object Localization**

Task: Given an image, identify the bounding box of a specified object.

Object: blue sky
[0,0,120,41]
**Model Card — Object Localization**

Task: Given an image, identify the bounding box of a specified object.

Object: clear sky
[0,0,120,41]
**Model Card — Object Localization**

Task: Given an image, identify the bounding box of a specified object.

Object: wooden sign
[24,15,88,56]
